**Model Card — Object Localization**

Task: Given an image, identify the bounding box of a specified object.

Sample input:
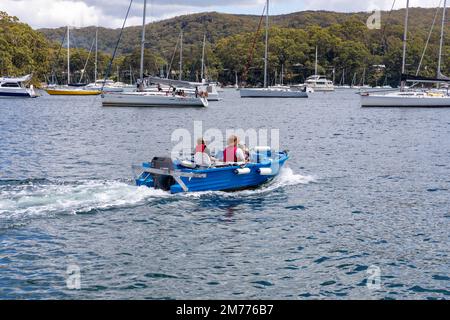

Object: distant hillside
[2,8,446,86]
[38,8,443,56]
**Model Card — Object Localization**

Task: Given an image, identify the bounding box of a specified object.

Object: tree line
[1,9,448,87]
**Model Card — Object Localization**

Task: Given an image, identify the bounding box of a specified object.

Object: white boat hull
[0,87,37,98]
[86,86,124,92]
[240,88,308,98]
[307,85,335,92]
[102,92,208,107]
[361,93,450,107]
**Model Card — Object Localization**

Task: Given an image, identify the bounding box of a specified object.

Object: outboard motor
[151,157,175,191]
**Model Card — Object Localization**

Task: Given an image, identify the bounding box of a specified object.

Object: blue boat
[134,148,289,194]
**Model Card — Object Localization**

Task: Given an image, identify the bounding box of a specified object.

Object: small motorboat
[133,147,289,194]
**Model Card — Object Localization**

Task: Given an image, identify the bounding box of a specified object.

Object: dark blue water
[0,90,449,299]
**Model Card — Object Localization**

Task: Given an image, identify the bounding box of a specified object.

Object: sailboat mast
[401,0,410,90]
[315,46,318,76]
[263,0,269,88]
[437,0,447,78]
[130,65,133,85]
[140,0,147,83]
[67,26,70,85]
[94,27,98,82]
[179,30,183,81]
[362,68,366,86]
[201,33,206,81]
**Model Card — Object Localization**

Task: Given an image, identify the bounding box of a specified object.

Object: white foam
[0,180,168,219]
[0,169,315,219]
[184,167,315,198]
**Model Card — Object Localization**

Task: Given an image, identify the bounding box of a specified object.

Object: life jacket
[223,146,237,162]
[195,144,206,153]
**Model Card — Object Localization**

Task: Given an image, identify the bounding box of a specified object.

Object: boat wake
[0,168,314,225]
[0,179,166,222]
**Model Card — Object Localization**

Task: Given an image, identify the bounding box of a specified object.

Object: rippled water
[0,90,449,299]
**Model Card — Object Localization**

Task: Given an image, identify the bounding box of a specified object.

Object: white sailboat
[0,74,37,98]
[85,28,124,92]
[102,0,207,107]
[240,0,308,98]
[361,0,450,107]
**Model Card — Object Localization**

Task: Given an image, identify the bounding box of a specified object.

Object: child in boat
[194,137,211,156]
[223,135,246,163]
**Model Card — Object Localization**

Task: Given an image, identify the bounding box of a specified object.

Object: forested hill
[1,8,448,86]
[38,8,443,55]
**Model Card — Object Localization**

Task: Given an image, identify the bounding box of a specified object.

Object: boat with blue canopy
[133,147,289,194]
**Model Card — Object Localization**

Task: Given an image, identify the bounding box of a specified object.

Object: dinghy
[133,147,289,194]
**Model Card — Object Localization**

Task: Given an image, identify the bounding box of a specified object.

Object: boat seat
[194,152,212,167]
[180,160,196,169]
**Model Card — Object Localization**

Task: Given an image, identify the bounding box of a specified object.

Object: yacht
[301,46,335,92]
[304,75,335,92]
[240,0,308,98]
[101,0,208,107]
[361,0,450,107]
[0,74,37,98]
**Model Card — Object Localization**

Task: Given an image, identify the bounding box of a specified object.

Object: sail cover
[401,73,450,83]
[146,76,199,89]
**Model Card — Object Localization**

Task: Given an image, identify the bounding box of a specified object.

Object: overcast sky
[1,0,443,29]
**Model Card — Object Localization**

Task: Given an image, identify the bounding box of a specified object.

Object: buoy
[235,168,251,175]
[258,168,272,175]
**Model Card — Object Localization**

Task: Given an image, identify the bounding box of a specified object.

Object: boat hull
[0,90,36,98]
[86,86,124,93]
[136,152,289,194]
[306,86,335,92]
[240,88,308,98]
[45,89,101,95]
[102,92,208,107]
[361,94,450,107]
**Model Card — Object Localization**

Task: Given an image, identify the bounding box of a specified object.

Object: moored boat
[303,75,335,92]
[361,0,450,107]
[239,0,308,99]
[0,74,37,98]
[240,87,308,98]
[85,79,124,92]
[361,89,450,107]
[102,91,208,107]
[45,26,101,96]
[134,148,289,193]
[45,87,101,95]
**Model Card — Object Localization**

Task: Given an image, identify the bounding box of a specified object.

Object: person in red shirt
[223,135,246,163]
[194,137,211,156]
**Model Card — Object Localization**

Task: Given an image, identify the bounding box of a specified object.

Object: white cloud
[0,0,444,28]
